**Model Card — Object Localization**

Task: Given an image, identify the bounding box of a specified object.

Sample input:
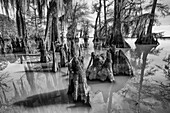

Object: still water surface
[0,38,170,113]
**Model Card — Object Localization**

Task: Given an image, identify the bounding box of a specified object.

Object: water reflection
[0,38,132,113]
[129,44,160,70]
[2,38,170,113]
[5,38,168,113]
[24,62,36,94]
[134,44,158,113]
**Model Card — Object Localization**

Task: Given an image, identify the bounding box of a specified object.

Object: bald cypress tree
[110,0,130,48]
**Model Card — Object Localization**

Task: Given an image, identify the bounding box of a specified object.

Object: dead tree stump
[67,56,91,103]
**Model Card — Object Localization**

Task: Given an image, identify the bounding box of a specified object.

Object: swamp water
[0,38,170,113]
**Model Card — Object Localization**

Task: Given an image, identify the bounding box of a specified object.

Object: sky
[151,0,170,36]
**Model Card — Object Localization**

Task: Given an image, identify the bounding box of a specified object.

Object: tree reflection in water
[135,44,158,113]
[128,44,170,112]
[2,39,170,113]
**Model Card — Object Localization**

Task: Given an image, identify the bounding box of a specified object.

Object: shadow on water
[13,88,90,108]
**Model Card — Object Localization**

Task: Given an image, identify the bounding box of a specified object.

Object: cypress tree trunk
[71,40,76,58]
[103,0,107,41]
[94,12,99,42]
[110,0,124,47]
[147,0,157,35]
[0,36,5,54]
[109,0,117,46]
[34,8,38,34]
[113,0,117,34]
[60,46,66,67]
[110,0,129,48]
[99,0,102,39]
[59,15,65,44]
[135,0,158,44]
[16,0,28,54]
[0,23,6,54]
[52,42,57,72]
[146,0,157,42]
[51,16,59,72]
[40,39,48,63]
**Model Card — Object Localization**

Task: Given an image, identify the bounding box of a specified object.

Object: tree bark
[16,0,28,54]
[99,0,102,39]
[52,42,57,72]
[147,0,157,36]
[60,46,66,67]
[110,0,128,48]
[34,8,38,34]
[68,56,91,103]
[103,0,107,39]
[111,0,122,46]
[51,15,60,72]
[40,39,48,63]
[135,0,158,44]
[94,11,99,41]
[112,0,117,34]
